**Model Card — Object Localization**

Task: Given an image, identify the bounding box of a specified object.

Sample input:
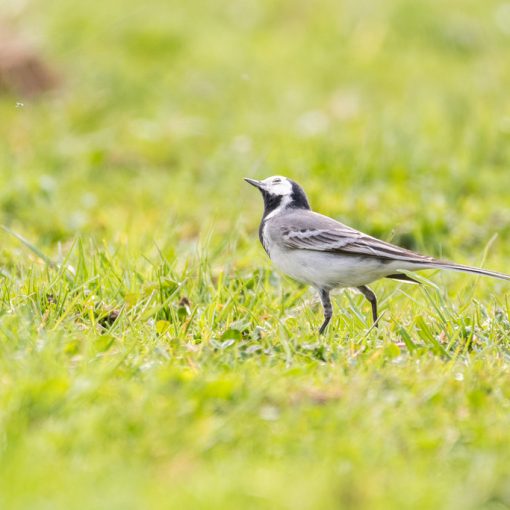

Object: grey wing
[278,213,436,265]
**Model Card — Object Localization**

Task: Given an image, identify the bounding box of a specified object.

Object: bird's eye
[272,178,281,184]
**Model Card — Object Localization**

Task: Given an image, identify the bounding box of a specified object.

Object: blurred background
[3,2,510,509]
[1,0,510,263]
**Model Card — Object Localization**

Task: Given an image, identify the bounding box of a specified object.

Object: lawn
[1,0,510,508]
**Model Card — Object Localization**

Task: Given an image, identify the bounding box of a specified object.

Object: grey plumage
[245,175,510,333]
[267,209,510,282]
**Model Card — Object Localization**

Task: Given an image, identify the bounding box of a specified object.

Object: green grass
[2,0,510,508]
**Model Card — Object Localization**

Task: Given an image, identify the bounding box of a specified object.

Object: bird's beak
[244,177,264,189]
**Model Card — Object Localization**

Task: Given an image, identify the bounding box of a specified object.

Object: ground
[1,0,510,508]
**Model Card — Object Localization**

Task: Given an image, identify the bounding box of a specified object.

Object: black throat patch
[261,193,283,219]
[257,180,311,255]
[260,180,311,219]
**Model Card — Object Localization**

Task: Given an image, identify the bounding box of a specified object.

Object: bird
[244,175,510,334]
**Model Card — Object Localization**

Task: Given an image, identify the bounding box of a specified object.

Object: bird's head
[244,175,311,218]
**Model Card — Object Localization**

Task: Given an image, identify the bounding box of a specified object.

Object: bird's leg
[357,285,378,326]
[318,288,332,334]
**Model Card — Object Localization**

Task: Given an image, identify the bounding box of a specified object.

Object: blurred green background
[2,0,510,509]
[2,0,510,255]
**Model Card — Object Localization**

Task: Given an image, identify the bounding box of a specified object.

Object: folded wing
[275,211,510,281]
[280,223,436,264]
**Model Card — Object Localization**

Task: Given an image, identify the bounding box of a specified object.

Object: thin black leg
[357,285,378,326]
[318,288,332,334]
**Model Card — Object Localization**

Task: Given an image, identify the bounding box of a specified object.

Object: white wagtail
[245,175,510,334]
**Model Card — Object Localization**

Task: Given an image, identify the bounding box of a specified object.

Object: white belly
[269,247,405,290]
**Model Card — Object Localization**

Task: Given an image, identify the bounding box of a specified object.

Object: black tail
[385,273,421,284]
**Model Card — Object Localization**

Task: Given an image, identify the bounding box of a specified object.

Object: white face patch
[261,176,293,196]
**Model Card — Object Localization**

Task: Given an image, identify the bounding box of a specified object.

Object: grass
[1,0,510,508]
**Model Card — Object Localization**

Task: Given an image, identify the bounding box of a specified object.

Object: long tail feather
[432,261,510,281]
